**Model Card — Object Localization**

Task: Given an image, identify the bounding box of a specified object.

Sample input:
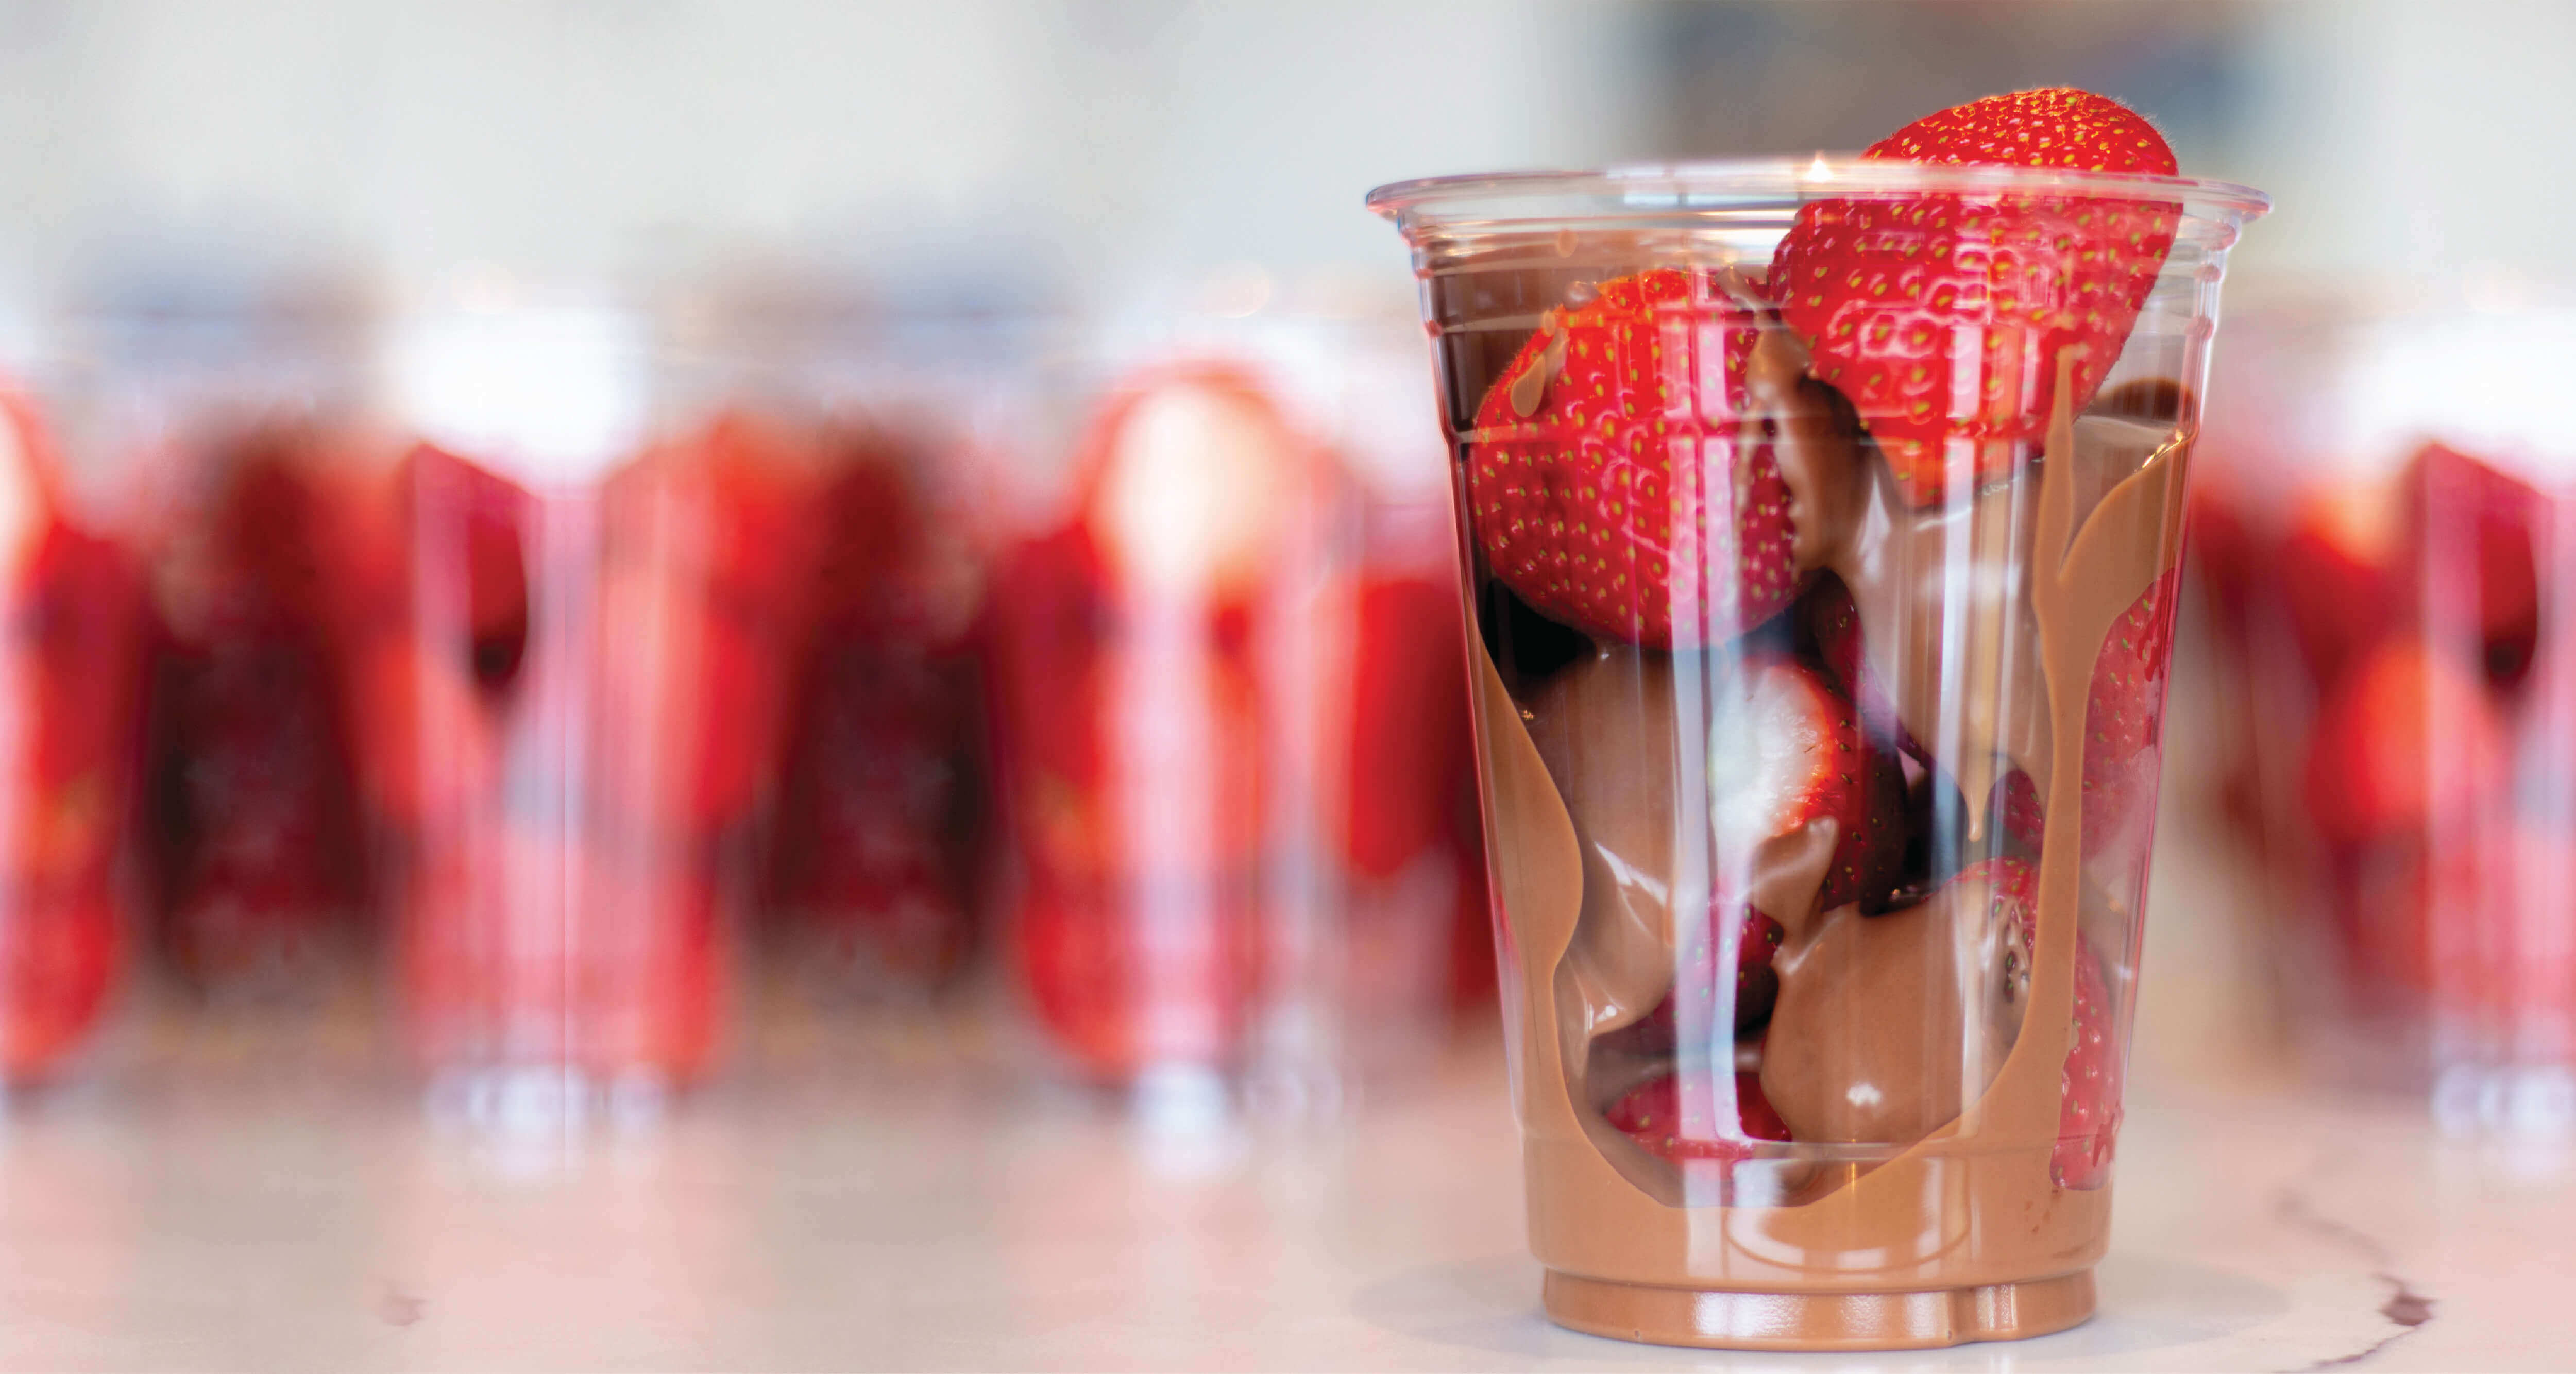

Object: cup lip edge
[1365,157,2273,226]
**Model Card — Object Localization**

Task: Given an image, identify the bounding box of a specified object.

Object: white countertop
[0,657,2558,1370]
[0,1016,2562,1373]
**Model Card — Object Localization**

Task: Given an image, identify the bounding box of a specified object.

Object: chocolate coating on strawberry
[1531,646,1903,1041]
[1762,855,2041,1148]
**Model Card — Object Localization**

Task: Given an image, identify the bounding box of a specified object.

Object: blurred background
[0,1,2564,312]
[0,1,2568,1363]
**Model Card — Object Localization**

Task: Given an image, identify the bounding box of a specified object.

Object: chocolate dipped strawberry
[1772,88,2179,505]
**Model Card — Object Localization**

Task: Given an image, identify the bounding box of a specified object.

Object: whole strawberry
[1772,88,2179,505]
[1468,268,1798,647]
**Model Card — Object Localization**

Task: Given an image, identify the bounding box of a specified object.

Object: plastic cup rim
[1366,157,2272,232]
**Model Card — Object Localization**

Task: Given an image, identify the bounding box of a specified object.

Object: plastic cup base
[1541,1267,2096,1351]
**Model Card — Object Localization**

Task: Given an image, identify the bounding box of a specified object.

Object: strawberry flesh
[2078,569,2180,860]
[2406,442,2542,691]
[1708,653,1907,912]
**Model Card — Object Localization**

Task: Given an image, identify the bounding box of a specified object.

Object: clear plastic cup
[659,296,1008,1009]
[2195,296,2576,1133]
[356,300,803,1101]
[982,308,1482,1109]
[1372,161,2265,1348]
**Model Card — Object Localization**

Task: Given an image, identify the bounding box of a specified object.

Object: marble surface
[0,1030,2562,1373]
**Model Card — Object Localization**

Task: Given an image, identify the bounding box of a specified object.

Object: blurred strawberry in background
[988,365,1309,1080]
[350,422,823,1084]
[986,345,1487,1089]
[0,391,148,1078]
[762,423,989,994]
[2195,426,2567,1080]
[141,427,368,994]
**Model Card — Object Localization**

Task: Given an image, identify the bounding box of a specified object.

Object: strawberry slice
[1772,88,2179,505]
[1606,1070,1791,1162]
[1707,652,1906,913]
[1338,572,1472,879]
[1982,571,2178,862]
[1992,768,2046,855]
[1467,268,1797,648]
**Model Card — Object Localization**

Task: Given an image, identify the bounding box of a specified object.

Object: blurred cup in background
[2198,293,2576,1136]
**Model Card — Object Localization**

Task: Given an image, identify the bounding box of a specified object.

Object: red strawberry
[2185,482,2265,651]
[401,443,531,687]
[1772,88,2179,505]
[1467,268,1798,647]
[1992,572,2176,861]
[1797,572,1914,757]
[1606,1070,1791,1162]
[1707,652,1906,912]
[2055,942,2123,1190]
[1957,857,2120,1189]
[2406,442,2542,691]
[1014,874,1263,1080]
[2078,569,2180,860]
[1991,768,2046,855]
[1654,904,1789,1037]
[2302,636,2506,845]
[1338,573,1472,878]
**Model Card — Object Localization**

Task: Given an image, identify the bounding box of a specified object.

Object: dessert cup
[1371,161,2265,1348]
[984,312,1479,1105]
[2196,297,2576,1130]
[358,302,814,1098]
